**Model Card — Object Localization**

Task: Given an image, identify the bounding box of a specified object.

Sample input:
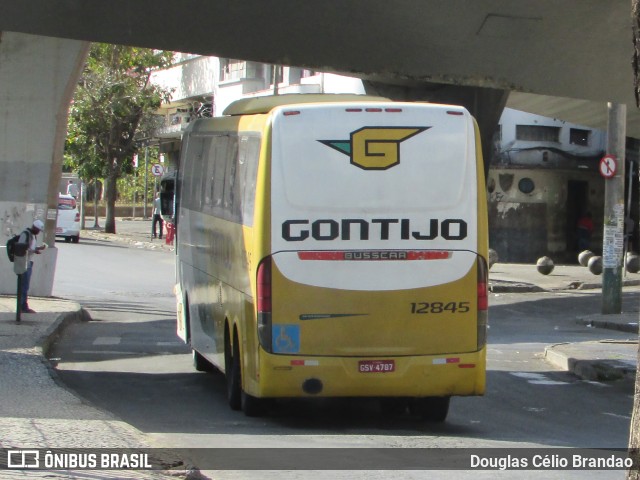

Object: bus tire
[409,396,450,422]
[225,328,242,410]
[380,398,408,415]
[193,350,213,372]
[241,391,266,417]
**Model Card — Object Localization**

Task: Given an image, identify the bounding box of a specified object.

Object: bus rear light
[477,256,489,349]
[257,257,272,352]
[283,110,301,116]
[344,107,403,113]
[447,110,464,116]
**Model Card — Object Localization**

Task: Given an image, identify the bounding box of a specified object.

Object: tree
[65,44,172,233]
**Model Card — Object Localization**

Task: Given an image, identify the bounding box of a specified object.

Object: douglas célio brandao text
[469,453,633,470]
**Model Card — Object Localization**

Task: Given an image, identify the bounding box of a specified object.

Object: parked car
[56,194,80,243]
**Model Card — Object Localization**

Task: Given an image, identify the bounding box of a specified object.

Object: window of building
[569,128,590,146]
[220,59,246,82]
[244,62,263,79]
[515,125,560,143]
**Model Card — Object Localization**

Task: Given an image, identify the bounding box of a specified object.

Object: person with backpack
[15,220,46,313]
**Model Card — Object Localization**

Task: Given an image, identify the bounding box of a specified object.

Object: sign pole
[15,273,21,323]
[602,102,626,314]
[143,146,149,219]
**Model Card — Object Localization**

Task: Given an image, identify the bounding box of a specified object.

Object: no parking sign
[599,155,617,179]
[151,164,164,177]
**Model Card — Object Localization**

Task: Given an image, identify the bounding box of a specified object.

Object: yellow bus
[174,94,488,421]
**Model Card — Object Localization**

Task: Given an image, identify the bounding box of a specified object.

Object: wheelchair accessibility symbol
[273,324,300,354]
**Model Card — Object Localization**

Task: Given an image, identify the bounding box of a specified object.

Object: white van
[56,194,80,243]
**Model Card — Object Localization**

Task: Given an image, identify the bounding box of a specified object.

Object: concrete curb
[489,282,544,293]
[30,305,200,478]
[39,304,89,358]
[544,340,638,382]
[490,278,640,293]
[576,316,639,334]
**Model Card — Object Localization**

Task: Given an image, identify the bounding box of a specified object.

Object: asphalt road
[49,236,638,479]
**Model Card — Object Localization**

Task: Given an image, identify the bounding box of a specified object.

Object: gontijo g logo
[319,127,430,170]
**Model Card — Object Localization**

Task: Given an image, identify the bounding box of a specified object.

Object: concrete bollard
[587,255,603,275]
[578,250,594,267]
[626,252,640,274]
[536,256,554,275]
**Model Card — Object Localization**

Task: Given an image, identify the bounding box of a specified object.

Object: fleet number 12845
[410,302,470,314]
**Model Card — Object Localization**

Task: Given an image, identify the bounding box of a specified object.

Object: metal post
[602,102,626,314]
[79,180,86,230]
[16,273,21,323]
[625,160,635,277]
[132,170,137,219]
[143,146,149,218]
[272,65,279,96]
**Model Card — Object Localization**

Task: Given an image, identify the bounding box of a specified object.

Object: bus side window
[240,136,260,227]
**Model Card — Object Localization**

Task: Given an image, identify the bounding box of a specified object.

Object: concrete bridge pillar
[0,32,88,296]
[362,81,509,178]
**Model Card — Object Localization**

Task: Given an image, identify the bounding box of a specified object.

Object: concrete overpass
[0,1,637,295]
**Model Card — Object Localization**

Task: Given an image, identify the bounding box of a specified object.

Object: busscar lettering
[282,218,468,242]
[344,251,408,260]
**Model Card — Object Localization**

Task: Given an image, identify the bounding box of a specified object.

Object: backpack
[6,230,30,262]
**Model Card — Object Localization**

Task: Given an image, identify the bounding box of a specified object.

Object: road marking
[93,337,121,345]
[510,372,570,386]
[72,350,141,356]
[603,412,631,420]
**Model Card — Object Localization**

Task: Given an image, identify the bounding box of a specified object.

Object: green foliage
[64,44,173,232]
[117,148,163,204]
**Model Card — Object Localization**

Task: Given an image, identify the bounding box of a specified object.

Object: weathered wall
[0,32,88,295]
[488,167,605,263]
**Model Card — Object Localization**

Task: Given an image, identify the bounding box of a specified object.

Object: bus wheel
[380,398,408,416]
[193,350,213,372]
[225,329,242,410]
[241,391,266,417]
[409,397,450,422]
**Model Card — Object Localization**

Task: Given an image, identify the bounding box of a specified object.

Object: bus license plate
[358,360,395,373]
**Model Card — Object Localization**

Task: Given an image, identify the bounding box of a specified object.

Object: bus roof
[222,94,390,116]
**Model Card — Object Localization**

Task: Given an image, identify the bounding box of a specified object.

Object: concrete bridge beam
[0,32,88,296]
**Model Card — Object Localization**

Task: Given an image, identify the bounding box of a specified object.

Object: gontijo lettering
[282,218,468,241]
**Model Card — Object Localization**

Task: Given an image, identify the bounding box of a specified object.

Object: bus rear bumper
[254,349,486,398]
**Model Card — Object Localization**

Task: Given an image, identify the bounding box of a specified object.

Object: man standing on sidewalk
[16,220,46,313]
[152,192,164,240]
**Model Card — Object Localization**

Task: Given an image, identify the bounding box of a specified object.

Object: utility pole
[143,146,149,218]
[601,102,626,314]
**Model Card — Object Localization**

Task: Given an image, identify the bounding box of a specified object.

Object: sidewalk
[0,296,196,479]
[0,217,638,478]
[0,217,191,478]
[490,261,640,383]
